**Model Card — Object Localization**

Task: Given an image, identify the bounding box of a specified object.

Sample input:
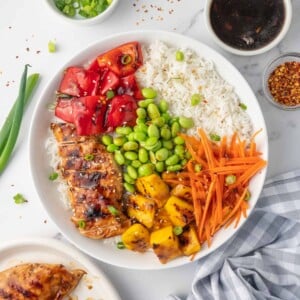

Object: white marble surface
[0,1,299,299]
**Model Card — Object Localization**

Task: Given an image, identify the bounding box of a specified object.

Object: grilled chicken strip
[0,263,85,300]
[51,123,131,239]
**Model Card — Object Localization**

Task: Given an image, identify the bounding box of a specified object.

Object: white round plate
[29,30,268,270]
[0,238,121,300]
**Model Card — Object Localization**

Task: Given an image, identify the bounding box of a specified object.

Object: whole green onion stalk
[0,66,39,174]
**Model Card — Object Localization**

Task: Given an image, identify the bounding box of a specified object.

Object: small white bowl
[45,0,120,26]
[204,0,292,56]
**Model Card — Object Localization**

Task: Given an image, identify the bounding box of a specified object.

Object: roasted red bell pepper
[105,95,138,130]
[58,67,100,97]
[97,42,143,77]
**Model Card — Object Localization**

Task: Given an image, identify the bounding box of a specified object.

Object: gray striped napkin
[168,170,300,300]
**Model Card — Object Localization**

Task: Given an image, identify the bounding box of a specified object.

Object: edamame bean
[113,136,127,146]
[151,140,162,152]
[174,136,185,145]
[179,116,194,129]
[167,164,182,172]
[171,122,180,137]
[155,161,165,173]
[107,144,119,152]
[138,163,154,177]
[162,140,174,150]
[136,117,146,125]
[145,136,159,147]
[155,148,169,161]
[141,87,157,99]
[124,151,138,161]
[101,135,113,146]
[136,107,147,119]
[131,160,142,168]
[138,148,149,163]
[114,151,125,165]
[124,182,135,193]
[147,103,161,120]
[152,117,165,127]
[162,112,171,123]
[158,100,169,113]
[127,165,138,179]
[134,123,148,133]
[175,50,184,61]
[161,127,171,140]
[149,151,157,164]
[124,173,135,184]
[174,145,185,158]
[123,141,139,151]
[115,126,132,135]
[166,154,180,166]
[127,132,135,141]
[138,99,154,108]
[133,131,147,142]
[148,124,160,138]
[191,94,202,106]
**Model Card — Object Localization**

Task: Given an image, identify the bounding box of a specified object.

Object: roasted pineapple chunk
[152,208,173,231]
[179,225,201,256]
[122,223,150,252]
[164,196,194,227]
[136,174,170,208]
[127,194,156,229]
[150,226,182,264]
[171,184,193,203]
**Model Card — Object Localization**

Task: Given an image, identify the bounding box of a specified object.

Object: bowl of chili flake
[263,52,300,110]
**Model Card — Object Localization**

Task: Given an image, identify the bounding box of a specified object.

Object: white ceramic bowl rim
[204,0,292,56]
[262,52,300,110]
[45,0,119,25]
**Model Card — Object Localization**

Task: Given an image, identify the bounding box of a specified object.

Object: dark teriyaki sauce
[210,0,285,50]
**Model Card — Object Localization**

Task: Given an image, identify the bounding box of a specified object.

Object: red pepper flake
[26,47,30,52]
[36,50,41,54]
[268,61,300,107]
[15,55,19,59]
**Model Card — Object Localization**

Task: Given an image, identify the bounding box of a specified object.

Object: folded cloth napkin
[168,170,300,300]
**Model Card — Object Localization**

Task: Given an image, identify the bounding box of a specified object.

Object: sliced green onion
[84,153,94,161]
[121,54,132,65]
[13,193,28,204]
[209,133,221,142]
[106,90,115,100]
[175,50,184,61]
[239,103,247,110]
[0,73,39,156]
[173,226,183,235]
[194,164,202,173]
[117,241,125,249]
[225,175,236,185]
[49,172,59,181]
[108,205,119,216]
[191,93,202,106]
[244,190,251,201]
[0,65,30,174]
[78,220,86,229]
[48,40,56,53]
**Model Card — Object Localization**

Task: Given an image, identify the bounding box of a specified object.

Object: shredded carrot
[175,129,267,248]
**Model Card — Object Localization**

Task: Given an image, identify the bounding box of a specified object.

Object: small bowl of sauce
[205,0,292,56]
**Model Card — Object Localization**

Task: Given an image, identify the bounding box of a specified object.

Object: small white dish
[204,0,292,56]
[0,237,121,300]
[44,0,120,26]
[29,30,268,270]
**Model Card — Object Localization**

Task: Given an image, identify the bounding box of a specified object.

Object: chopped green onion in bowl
[54,0,114,19]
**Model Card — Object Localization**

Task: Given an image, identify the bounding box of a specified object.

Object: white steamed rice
[135,40,253,141]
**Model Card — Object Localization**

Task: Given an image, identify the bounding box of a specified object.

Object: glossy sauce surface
[210,0,285,50]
